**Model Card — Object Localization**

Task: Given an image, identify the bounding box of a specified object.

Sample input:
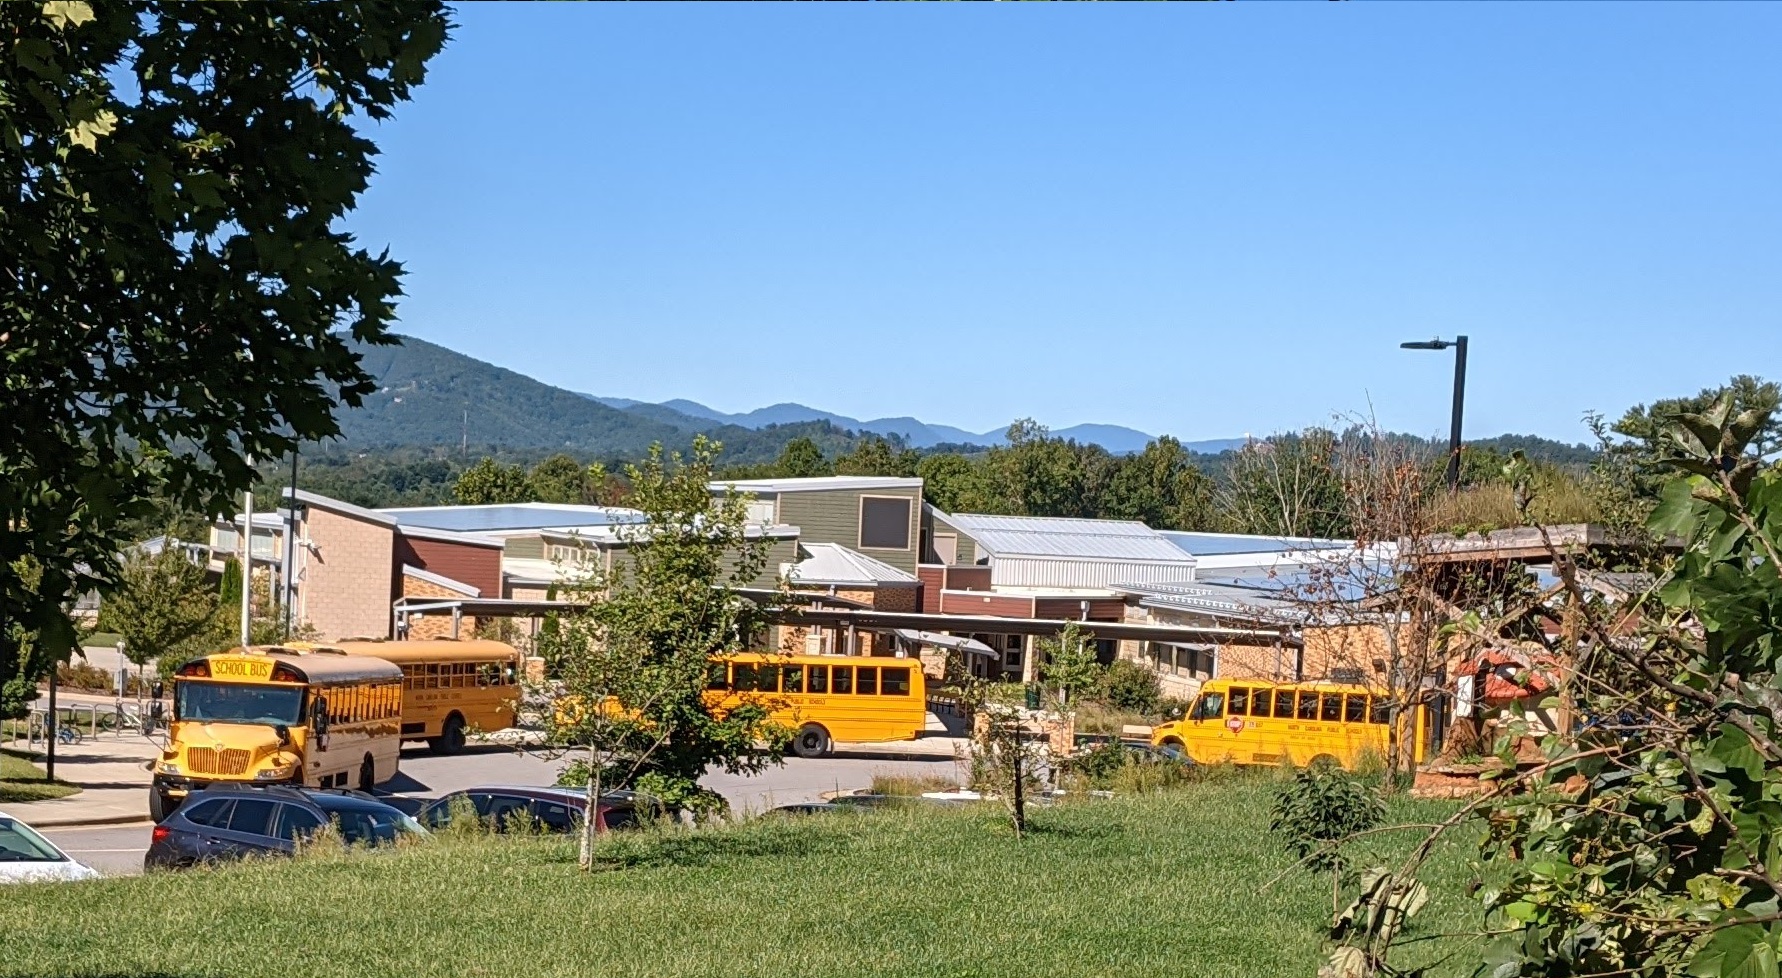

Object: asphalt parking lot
[41,737,967,877]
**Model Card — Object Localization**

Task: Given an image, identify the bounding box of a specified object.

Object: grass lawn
[0,778,1485,978]
[0,747,80,804]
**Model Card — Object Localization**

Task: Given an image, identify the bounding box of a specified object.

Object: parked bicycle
[54,721,82,746]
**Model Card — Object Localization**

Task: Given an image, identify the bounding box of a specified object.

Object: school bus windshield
[174,683,304,726]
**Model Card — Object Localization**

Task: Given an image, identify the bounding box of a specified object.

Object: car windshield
[317,803,428,846]
[0,817,66,863]
[176,682,304,726]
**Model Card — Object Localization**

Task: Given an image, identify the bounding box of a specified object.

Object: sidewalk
[1,735,160,828]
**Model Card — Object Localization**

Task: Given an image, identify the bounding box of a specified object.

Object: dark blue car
[145,784,426,870]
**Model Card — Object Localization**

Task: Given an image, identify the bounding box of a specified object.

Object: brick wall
[298,507,395,640]
[401,574,478,640]
[396,535,503,597]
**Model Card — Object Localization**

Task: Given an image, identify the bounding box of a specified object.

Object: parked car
[144,784,428,871]
[768,802,847,816]
[418,785,660,834]
[0,811,100,883]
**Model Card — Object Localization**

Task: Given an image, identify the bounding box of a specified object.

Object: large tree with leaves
[94,547,218,670]
[0,2,449,717]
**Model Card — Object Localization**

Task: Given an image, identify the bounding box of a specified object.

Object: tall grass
[0,782,1483,978]
[1428,477,1601,535]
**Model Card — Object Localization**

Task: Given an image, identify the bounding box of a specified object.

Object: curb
[27,812,151,829]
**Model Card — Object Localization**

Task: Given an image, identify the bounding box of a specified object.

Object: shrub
[1269,760,1385,881]
[869,773,958,797]
[1098,660,1161,714]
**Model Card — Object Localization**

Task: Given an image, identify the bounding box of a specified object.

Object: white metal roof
[1160,531,1353,557]
[711,476,923,494]
[396,524,505,548]
[945,513,1194,563]
[789,543,918,586]
[284,488,398,527]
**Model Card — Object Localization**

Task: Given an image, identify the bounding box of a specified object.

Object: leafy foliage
[1100,658,1163,714]
[0,1,449,716]
[537,436,792,863]
[452,458,534,505]
[1271,761,1386,878]
[1037,621,1101,707]
[94,549,218,668]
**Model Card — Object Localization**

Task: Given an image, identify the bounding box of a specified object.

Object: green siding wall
[926,511,978,565]
[778,487,922,574]
[503,536,544,560]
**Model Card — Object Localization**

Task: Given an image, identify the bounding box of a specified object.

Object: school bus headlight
[159,762,180,775]
[254,768,286,781]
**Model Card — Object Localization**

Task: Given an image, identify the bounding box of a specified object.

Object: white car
[0,810,101,883]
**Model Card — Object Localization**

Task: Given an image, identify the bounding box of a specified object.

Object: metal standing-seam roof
[711,476,923,495]
[789,543,919,586]
[944,513,1194,563]
[376,502,647,534]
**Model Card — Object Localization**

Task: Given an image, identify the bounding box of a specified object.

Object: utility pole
[285,448,299,637]
[240,465,254,649]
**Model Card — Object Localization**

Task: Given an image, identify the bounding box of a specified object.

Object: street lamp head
[1400,339,1453,351]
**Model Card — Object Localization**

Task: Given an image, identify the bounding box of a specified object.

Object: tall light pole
[1400,335,1468,492]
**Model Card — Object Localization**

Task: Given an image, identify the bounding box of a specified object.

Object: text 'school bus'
[1149,678,1429,771]
[151,647,402,821]
[709,653,929,759]
[329,640,522,755]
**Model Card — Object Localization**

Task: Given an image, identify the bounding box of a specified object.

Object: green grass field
[1,778,1484,978]
[0,747,79,804]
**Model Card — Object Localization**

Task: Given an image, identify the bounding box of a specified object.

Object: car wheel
[148,787,168,823]
[429,714,467,756]
[791,724,831,759]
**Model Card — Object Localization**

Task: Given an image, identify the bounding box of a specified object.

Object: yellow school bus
[151,647,404,821]
[709,653,929,758]
[1149,678,1429,771]
[330,640,522,754]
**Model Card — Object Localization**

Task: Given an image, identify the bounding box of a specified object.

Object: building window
[858,496,912,550]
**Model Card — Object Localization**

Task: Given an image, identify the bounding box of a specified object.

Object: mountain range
[337,334,1243,457]
[333,334,1593,466]
[582,395,1245,454]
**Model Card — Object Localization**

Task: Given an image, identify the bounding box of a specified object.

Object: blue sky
[345,4,1781,444]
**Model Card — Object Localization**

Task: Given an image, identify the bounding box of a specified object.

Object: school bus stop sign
[1225,716,1245,734]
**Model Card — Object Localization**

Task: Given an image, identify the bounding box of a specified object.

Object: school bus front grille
[187,747,251,776]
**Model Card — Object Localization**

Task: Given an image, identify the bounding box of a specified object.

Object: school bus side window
[706,662,730,690]
[1273,691,1296,719]
[833,667,853,695]
[1320,693,1343,722]
[881,667,911,696]
[1251,689,1272,717]
[1344,694,1367,724]
[1370,698,1392,725]
[808,666,828,694]
[856,667,878,696]
[1191,692,1225,720]
[1297,691,1319,721]
[1228,687,1249,716]
[781,666,803,694]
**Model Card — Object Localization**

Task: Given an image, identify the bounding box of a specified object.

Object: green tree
[980,420,1111,519]
[915,453,984,514]
[1217,429,1350,538]
[539,436,791,863]
[1610,374,1782,496]
[95,548,218,670]
[453,458,533,505]
[1037,621,1100,708]
[1270,762,1385,912]
[0,2,449,718]
[528,453,590,505]
[772,437,833,479]
[1103,436,1221,530]
[833,436,918,478]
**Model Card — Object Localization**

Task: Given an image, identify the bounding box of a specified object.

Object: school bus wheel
[428,713,467,755]
[1159,737,1184,751]
[792,724,831,759]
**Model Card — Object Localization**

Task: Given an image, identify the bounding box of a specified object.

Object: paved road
[39,738,966,877]
[40,823,151,877]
